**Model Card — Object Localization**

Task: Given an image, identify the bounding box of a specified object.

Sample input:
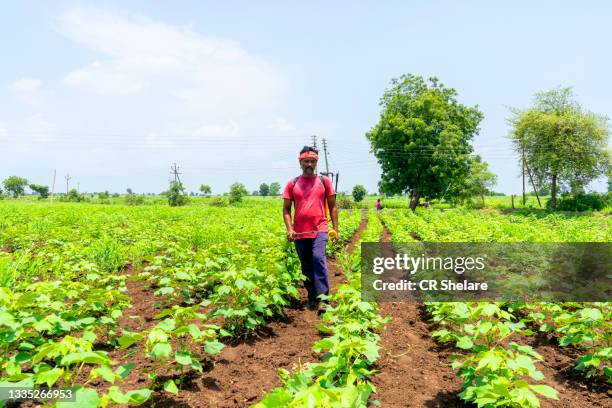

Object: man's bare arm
[327,194,338,233]
[283,198,295,241]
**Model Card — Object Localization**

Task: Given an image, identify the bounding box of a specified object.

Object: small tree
[229,182,247,204]
[269,182,281,196]
[259,183,270,197]
[200,184,212,196]
[29,184,49,199]
[126,188,134,195]
[66,188,84,202]
[165,181,188,207]
[352,185,367,202]
[3,176,29,198]
[99,191,110,199]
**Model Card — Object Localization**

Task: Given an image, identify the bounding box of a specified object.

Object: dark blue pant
[294,232,329,304]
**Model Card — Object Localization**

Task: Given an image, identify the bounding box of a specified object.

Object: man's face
[300,158,317,176]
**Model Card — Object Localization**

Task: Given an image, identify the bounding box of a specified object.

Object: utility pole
[322,138,330,174]
[311,135,317,150]
[65,173,71,194]
[170,163,182,184]
[50,169,56,201]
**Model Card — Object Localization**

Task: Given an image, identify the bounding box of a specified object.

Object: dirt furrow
[148,212,370,407]
[370,226,465,408]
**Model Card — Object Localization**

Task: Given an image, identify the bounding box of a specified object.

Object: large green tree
[259,183,270,197]
[366,74,484,210]
[2,176,29,198]
[508,87,610,208]
[269,182,281,196]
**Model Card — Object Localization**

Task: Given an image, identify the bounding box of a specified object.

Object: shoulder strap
[319,175,328,198]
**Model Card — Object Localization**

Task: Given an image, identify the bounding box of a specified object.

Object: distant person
[375,198,384,211]
[283,146,338,313]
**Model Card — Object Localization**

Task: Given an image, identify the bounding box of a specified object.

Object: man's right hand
[287,229,296,241]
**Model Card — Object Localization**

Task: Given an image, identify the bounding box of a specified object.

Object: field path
[149,211,370,407]
[370,224,465,408]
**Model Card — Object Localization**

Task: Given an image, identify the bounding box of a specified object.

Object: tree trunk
[409,189,421,211]
[551,174,558,208]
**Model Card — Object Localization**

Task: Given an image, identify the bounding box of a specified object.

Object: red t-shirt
[283,175,336,239]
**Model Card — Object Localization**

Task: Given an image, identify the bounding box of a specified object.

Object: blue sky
[1,1,610,195]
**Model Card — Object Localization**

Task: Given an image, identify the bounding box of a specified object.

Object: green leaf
[204,340,225,355]
[92,364,116,383]
[151,342,172,358]
[35,367,63,387]
[125,388,152,404]
[117,332,143,349]
[116,362,135,379]
[57,387,99,408]
[456,337,474,350]
[155,318,176,331]
[175,351,192,365]
[61,351,112,366]
[164,379,179,395]
[529,384,559,400]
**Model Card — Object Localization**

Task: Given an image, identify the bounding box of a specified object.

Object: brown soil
[370,227,465,407]
[372,220,610,408]
[138,212,371,407]
[507,332,611,408]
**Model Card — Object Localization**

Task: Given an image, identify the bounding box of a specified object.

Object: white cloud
[11,78,43,92]
[58,7,286,116]
[10,78,44,106]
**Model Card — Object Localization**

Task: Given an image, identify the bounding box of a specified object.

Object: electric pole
[311,135,317,149]
[322,138,330,175]
[170,163,182,184]
[65,174,71,194]
[51,169,56,201]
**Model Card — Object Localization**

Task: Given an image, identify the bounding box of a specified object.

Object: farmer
[283,146,338,313]
[375,198,383,212]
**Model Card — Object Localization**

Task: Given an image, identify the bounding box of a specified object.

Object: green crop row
[254,210,387,407]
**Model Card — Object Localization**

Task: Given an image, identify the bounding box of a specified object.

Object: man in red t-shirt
[283,146,338,312]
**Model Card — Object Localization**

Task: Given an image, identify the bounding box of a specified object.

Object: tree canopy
[508,87,610,208]
[269,182,281,196]
[259,183,270,197]
[352,185,367,202]
[366,74,484,210]
[3,176,29,198]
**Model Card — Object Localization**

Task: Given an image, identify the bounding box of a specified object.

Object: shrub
[551,192,611,212]
[229,182,247,204]
[209,197,228,207]
[124,194,145,206]
[337,197,355,209]
[164,181,189,207]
